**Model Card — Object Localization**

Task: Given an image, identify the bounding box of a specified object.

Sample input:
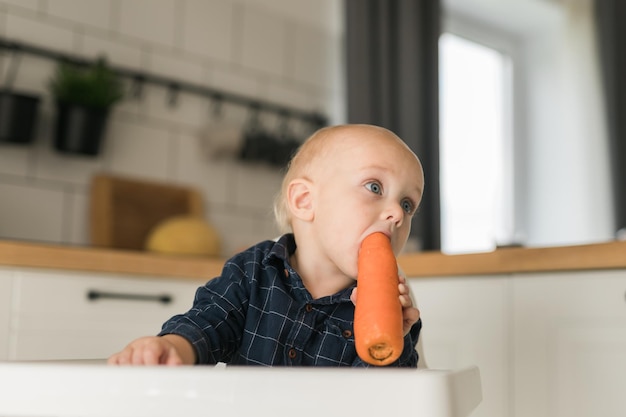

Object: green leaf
[49,56,124,108]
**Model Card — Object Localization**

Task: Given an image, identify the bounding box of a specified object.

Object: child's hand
[398,274,420,335]
[350,273,420,337]
[107,334,193,365]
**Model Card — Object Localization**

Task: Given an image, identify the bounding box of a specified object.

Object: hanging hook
[211,93,223,118]
[277,110,291,140]
[131,74,145,99]
[311,113,326,132]
[245,102,261,132]
[167,82,180,107]
[2,43,22,92]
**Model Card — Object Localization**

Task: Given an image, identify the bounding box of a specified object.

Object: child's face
[309,127,424,279]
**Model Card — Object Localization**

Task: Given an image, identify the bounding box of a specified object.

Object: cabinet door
[0,269,15,360]
[10,269,206,360]
[512,270,626,417]
[408,276,510,417]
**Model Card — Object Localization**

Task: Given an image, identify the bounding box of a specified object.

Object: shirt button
[288,348,297,359]
[305,303,313,312]
[342,329,352,339]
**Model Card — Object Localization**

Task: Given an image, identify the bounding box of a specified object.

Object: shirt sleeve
[158,257,251,364]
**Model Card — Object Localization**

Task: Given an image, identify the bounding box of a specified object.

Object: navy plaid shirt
[159,234,421,367]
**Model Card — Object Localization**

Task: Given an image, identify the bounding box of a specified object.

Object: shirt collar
[264,234,354,303]
[263,233,297,266]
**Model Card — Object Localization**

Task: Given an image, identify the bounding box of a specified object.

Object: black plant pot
[54,101,110,156]
[0,90,40,144]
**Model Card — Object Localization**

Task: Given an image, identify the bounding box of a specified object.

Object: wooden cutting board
[90,174,204,251]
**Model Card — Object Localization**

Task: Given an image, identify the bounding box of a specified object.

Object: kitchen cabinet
[512,270,626,417]
[2,266,206,360]
[0,269,14,360]
[410,269,626,417]
[408,276,510,417]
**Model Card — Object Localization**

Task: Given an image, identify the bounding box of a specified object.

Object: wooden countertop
[397,239,626,277]
[1,238,625,280]
[0,240,223,281]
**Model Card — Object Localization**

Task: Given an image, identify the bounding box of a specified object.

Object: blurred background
[0,0,344,256]
[0,0,621,256]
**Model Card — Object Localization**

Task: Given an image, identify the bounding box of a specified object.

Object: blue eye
[365,181,382,195]
[402,199,414,214]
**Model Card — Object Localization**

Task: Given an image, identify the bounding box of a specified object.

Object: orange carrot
[354,232,403,366]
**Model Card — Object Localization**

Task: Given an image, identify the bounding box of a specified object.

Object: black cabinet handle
[87,290,172,304]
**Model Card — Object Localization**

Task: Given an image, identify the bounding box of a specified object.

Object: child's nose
[384,202,404,227]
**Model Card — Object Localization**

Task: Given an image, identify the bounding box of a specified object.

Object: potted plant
[0,90,40,144]
[48,57,124,156]
[1,52,41,145]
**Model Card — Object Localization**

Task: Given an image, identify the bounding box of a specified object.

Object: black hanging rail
[0,37,328,127]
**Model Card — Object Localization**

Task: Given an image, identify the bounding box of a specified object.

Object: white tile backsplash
[252,206,281,237]
[105,118,172,181]
[6,56,57,97]
[0,0,343,254]
[240,5,286,77]
[293,25,333,89]
[232,162,282,211]
[264,79,312,112]
[173,130,235,206]
[0,7,5,37]
[33,147,106,186]
[0,145,30,176]
[5,13,75,54]
[141,86,211,130]
[0,181,65,242]
[0,0,39,13]
[46,0,112,32]
[80,34,143,70]
[32,105,106,186]
[208,207,269,257]
[67,187,89,245]
[242,0,342,35]
[147,51,207,88]
[209,64,263,100]
[118,0,177,48]
[182,0,234,62]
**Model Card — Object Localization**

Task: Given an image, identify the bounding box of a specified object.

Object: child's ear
[287,179,314,222]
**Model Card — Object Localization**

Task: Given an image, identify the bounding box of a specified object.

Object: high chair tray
[0,362,481,417]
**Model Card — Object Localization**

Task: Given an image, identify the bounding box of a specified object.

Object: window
[439,33,514,254]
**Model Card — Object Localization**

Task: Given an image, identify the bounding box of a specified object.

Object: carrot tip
[368,343,394,361]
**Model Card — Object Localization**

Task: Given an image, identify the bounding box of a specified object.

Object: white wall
[521,0,614,247]
[0,0,345,256]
